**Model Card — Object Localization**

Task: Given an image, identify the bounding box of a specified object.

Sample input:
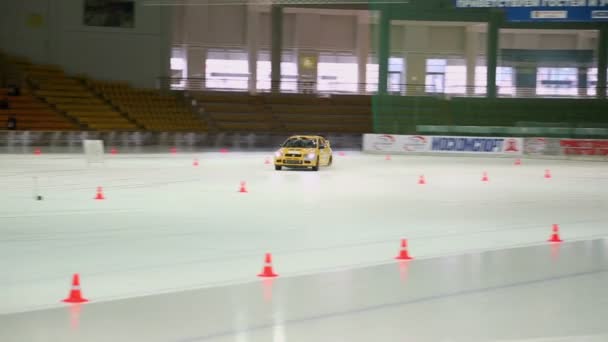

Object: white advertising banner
[364,134,523,155]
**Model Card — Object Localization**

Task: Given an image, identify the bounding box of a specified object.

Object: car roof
[287,135,324,140]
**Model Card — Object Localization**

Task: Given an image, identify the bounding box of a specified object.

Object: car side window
[319,139,326,149]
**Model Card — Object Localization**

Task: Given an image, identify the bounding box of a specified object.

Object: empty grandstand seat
[0,87,77,131]
[21,69,137,131]
[91,80,207,132]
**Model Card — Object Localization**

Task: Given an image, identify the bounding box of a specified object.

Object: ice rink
[1,151,608,340]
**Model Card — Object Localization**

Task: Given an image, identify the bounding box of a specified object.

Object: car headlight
[275,150,283,158]
[306,152,316,160]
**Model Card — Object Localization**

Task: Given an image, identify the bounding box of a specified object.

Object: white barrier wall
[0,131,362,152]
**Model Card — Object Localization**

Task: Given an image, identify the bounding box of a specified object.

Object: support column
[514,65,536,98]
[486,12,500,98]
[187,47,206,90]
[270,6,283,94]
[465,26,479,96]
[247,6,259,94]
[404,24,429,95]
[298,52,318,94]
[378,9,390,95]
[597,26,607,99]
[401,51,408,95]
[356,12,370,94]
[158,3,176,89]
[576,31,589,97]
[294,12,320,93]
[405,54,426,96]
[578,67,588,97]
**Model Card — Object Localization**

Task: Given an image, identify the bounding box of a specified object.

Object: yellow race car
[274,135,333,171]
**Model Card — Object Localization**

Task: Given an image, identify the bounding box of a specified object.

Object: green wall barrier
[372,95,608,137]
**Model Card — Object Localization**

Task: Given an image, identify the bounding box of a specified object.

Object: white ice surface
[1,152,607,314]
[2,239,608,342]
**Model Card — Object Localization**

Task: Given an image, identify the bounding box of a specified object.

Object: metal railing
[158,77,606,99]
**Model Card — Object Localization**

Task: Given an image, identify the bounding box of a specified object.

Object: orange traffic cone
[545,169,552,179]
[62,273,88,304]
[548,224,563,243]
[482,171,489,182]
[110,148,118,155]
[193,158,199,167]
[514,158,521,166]
[395,239,414,260]
[94,186,105,200]
[239,181,248,193]
[418,175,426,185]
[385,155,392,161]
[170,147,177,154]
[34,148,41,156]
[264,157,271,165]
[258,253,278,278]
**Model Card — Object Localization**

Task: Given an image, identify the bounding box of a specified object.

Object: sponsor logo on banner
[531,10,568,19]
[402,135,428,152]
[372,134,397,151]
[504,138,520,152]
[592,10,608,19]
[364,134,430,153]
[560,139,608,156]
[431,136,522,154]
[525,137,547,155]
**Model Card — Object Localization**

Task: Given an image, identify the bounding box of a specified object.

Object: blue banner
[454,0,608,22]
[431,136,523,154]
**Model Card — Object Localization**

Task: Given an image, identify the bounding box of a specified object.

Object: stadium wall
[0,0,171,88]
[0,1,600,89]
[172,6,596,57]
[172,4,598,97]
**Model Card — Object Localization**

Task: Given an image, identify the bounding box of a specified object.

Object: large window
[317,53,358,93]
[256,52,298,92]
[475,66,515,96]
[587,68,598,96]
[445,64,466,94]
[205,50,248,90]
[425,59,446,93]
[584,68,608,97]
[536,67,578,96]
[170,48,187,89]
[425,59,467,94]
[388,57,405,94]
[366,61,378,93]
[365,56,404,94]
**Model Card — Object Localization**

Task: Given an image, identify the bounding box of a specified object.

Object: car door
[319,138,330,165]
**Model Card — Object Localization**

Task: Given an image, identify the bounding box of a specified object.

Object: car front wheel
[312,158,319,171]
[275,165,282,171]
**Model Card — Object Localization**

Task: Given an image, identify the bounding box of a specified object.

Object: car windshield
[282,137,317,148]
